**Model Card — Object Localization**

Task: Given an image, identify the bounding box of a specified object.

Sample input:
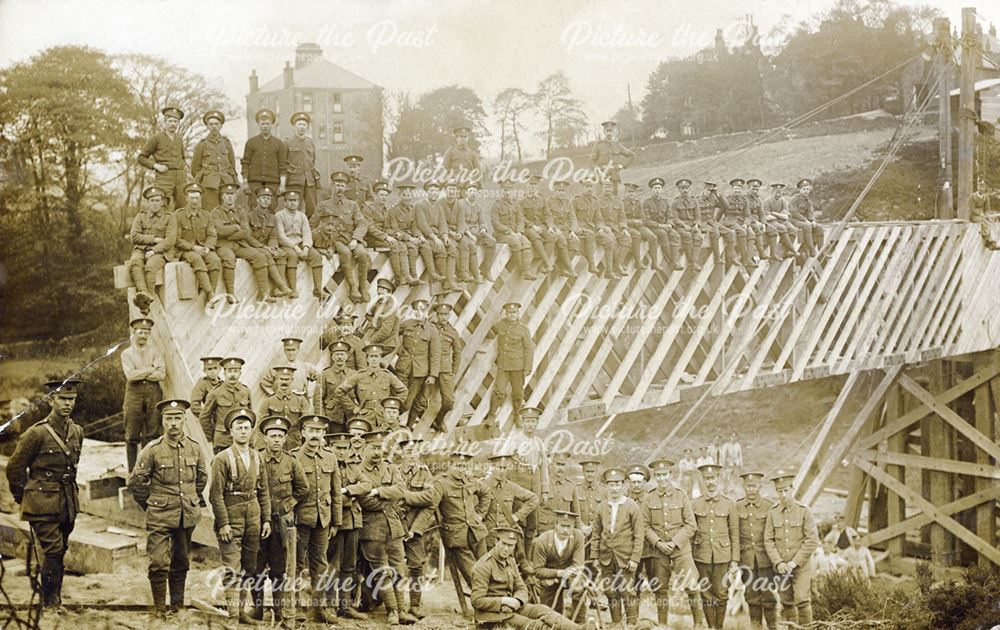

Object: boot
[408,570,425,619]
[780,231,797,259]
[222,267,238,303]
[131,265,149,293]
[404,249,421,285]
[345,268,363,302]
[284,265,298,299]
[238,589,259,625]
[767,234,782,261]
[208,268,221,295]
[481,244,497,280]
[252,267,273,302]
[632,240,645,269]
[382,583,401,625]
[425,250,444,282]
[520,249,538,280]
[267,263,290,297]
[739,237,756,268]
[456,245,472,282]
[801,229,817,257]
[762,605,778,629]
[557,242,574,276]
[656,604,670,628]
[798,602,813,626]
[469,249,484,283]
[311,266,329,300]
[683,241,698,270]
[144,270,158,295]
[357,254,372,300]
[756,233,767,261]
[126,440,140,472]
[444,255,463,292]
[167,572,186,612]
[150,572,168,618]
[389,252,406,285]
[224,588,240,630]
[625,600,639,627]
[666,245,684,270]
[395,587,417,624]
[533,240,552,273]
[433,253,448,284]
[689,593,707,628]
[194,270,214,296]
[604,246,620,278]
[608,597,622,624]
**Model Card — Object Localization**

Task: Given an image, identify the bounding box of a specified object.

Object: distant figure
[840,534,876,581]
[677,448,697,497]
[823,513,858,552]
[970,176,1000,250]
[696,446,715,467]
[719,432,742,489]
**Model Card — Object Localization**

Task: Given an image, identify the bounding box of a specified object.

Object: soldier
[121,317,165,472]
[212,181,276,301]
[343,154,372,207]
[590,121,634,193]
[764,471,819,627]
[396,437,439,619]
[315,341,359,436]
[127,185,178,295]
[626,464,650,505]
[480,453,539,567]
[250,415,309,625]
[485,302,534,432]
[530,509,589,624]
[670,178,705,269]
[678,448,697,497]
[543,179,578,276]
[598,177,632,275]
[256,367,312,449]
[416,180,462,291]
[443,122,482,183]
[430,302,463,432]
[290,414,343,623]
[334,344,408,429]
[364,180,418,286]
[536,452,581,534]
[439,180,474,285]
[643,177,684,270]
[493,179,538,280]
[736,471,777,630]
[762,183,799,261]
[577,459,606,576]
[285,112,319,218]
[591,467,644,628]
[719,431,744,491]
[362,278,401,348]
[716,179,756,268]
[573,175,617,275]
[327,432,372,620]
[244,186,296,297]
[789,179,823,256]
[379,397,405,432]
[241,108,288,209]
[460,181,497,281]
[508,406,550,546]
[192,110,239,211]
[321,313,367,370]
[190,356,223,418]
[128,399,208,619]
[138,105,187,210]
[640,459,704,628]
[472,526,593,630]
[388,183,429,284]
[691,463,739,630]
[311,170,371,302]
[5,379,84,612]
[199,357,252,453]
[260,336,317,399]
[208,408,272,628]
[173,182,224,300]
[622,182,654,270]
[275,188,327,300]
[520,175,556,274]
[744,178,769,261]
[395,299,441,424]
[434,450,489,590]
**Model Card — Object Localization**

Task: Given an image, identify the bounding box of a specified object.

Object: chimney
[249,69,258,95]
[295,42,324,69]
[283,62,293,89]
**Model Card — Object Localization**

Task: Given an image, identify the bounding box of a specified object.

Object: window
[303,94,313,113]
[333,123,344,143]
[318,124,327,140]
[682,124,694,136]
[331,93,342,113]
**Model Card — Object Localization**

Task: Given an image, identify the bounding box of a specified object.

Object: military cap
[433,302,453,314]
[347,418,372,434]
[746,178,763,186]
[649,458,676,472]
[200,356,223,365]
[281,336,303,346]
[602,467,627,483]
[161,106,184,120]
[600,120,617,129]
[769,470,796,488]
[423,180,441,190]
[493,526,520,542]
[553,179,571,189]
[184,182,205,195]
[221,183,239,194]
[372,180,391,194]
[221,357,245,368]
[396,182,415,190]
[410,298,429,309]
[329,433,353,448]
[450,450,476,459]
[381,397,403,410]
[281,190,300,200]
[627,464,650,481]
[443,178,461,189]
[499,179,517,189]
[740,471,766,482]
[255,109,276,123]
[463,180,482,190]
[343,155,365,165]
[623,182,639,191]
[452,122,472,134]
[290,112,311,125]
[43,379,82,396]
[503,301,521,310]
[520,406,542,419]
[488,452,513,461]
[364,429,390,444]
[698,463,723,474]
[729,178,745,186]
[527,175,543,185]
[202,110,225,125]
[676,178,692,187]
[143,185,167,200]
[257,186,275,198]
[770,182,786,189]
[260,415,291,435]
[129,317,154,330]
[334,312,356,323]
[272,366,296,376]
[362,343,384,354]
[579,459,602,469]
[703,181,717,188]
[553,509,579,521]
[300,414,330,431]
[157,399,191,414]
[398,436,424,448]
[329,341,352,355]
[376,277,396,292]
[797,178,812,189]
[551,451,572,462]
[224,407,256,430]
[648,177,665,188]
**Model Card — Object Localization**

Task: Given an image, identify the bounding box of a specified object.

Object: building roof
[949,78,1000,97]
[259,57,378,92]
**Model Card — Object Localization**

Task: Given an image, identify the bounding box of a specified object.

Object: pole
[936,17,954,219]
[957,7,977,220]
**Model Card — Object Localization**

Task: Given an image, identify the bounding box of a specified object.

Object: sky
[1,0,998,156]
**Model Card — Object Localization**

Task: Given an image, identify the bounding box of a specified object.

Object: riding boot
[780,231,797,258]
[253,267,273,302]
[801,229,816,257]
[739,236,756,268]
[532,239,551,272]
[222,267,237,301]
[167,571,187,611]
[404,249,421,284]
[267,263,290,297]
[284,266,298,299]
[145,270,158,295]
[425,249,444,282]
[631,239,645,269]
[389,251,405,284]
[469,248,484,282]
[150,572,168,617]
[767,234,782,261]
[444,255,463,292]
[456,244,472,281]
[345,268,362,302]
[604,245,620,278]
[584,241,599,274]
[480,242,497,280]
[131,265,149,293]
[356,252,372,300]
[192,270,213,296]
[520,249,538,280]
[434,253,448,284]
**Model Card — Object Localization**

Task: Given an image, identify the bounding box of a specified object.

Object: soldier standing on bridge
[128,399,208,620]
[191,110,238,212]
[121,317,166,472]
[443,122,482,184]
[395,299,441,426]
[241,109,288,210]
[285,112,319,218]
[199,357,252,453]
[127,185,178,295]
[430,302,463,433]
[590,121,634,194]
[789,179,823,257]
[484,301,534,433]
[764,471,819,628]
[138,106,188,210]
[6,379,84,613]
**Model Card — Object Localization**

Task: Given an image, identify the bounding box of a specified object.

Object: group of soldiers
[126,108,827,310]
[7,376,820,630]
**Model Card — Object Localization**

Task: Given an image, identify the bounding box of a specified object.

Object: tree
[611,104,642,146]
[388,85,488,163]
[494,87,532,163]
[532,72,588,158]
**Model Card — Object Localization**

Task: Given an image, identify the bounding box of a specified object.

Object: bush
[922,564,1000,630]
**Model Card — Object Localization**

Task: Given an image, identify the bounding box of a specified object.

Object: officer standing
[191,110,239,211]
[590,121,634,192]
[691,463,739,629]
[314,341,358,434]
[395,299,441,425]
[591,467,644,628]
[311,171,371,302]
[434,451,489,590]
[6,379,84,612]
[127,185,178,295]
[138,106,188,210]
[285,112,319,218]
[443,122,482,182]
[485,302,534,432]
[430,302,463,432]
[397,437,439,619]
[128,399,208,619]
[334,344,408,429]
[199,357,252,452]
[327,432,372,620]
[241,109,288,209]
[173,182,224,300]
[764,471,819,627]
[736,471,777,630]
[121,317,166,472]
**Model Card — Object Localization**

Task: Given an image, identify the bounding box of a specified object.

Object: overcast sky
[1,0,997,156]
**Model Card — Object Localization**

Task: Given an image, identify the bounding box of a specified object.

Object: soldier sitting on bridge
[971,176,1000,250]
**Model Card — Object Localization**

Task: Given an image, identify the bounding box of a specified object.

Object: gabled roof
[260,58,379,92]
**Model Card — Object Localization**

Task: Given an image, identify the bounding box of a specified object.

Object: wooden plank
[793,371,863,493]
[897,228,965,355]
[931,237,990,348]
[863,484,1000,547]
[898,372,1000,462]
[975,356,999,562]
[911,255,965,354]
[858,449,1000,479]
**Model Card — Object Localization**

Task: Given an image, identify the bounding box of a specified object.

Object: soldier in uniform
[744,179,769,261]
[573,175,617,275]
[762,183,798,261]
[642,177,684,270]
[590,121,634,193]
[598,177,632,275]
[543,179,578,276]
[507,406,550,547]
[480,453,538,567]
[128,399,208,619]
[343,155,372,207]
[260,336,317,400]
[5,379,84,612]
[789,178,823,256]
[334,344,408,429]
[395,299,441,424]
[591,467,644,628]
[396,437,439,619]
[430,302,463,432]
[577,459,606,579]
[322,313,367,369]
[364,180,418,286]
[379,397,405,432]
[256,367,312,449]
[443,122,482,183]
[173,182,224,299]
[244,185,296,298]
[530,509,589,624]
[190,356,223,418]
[416,180,462,291]
[698,182,728,267]
[290,414,343,623]
[241,109,288,210]
[735,471,777,630]
[138,106,187,210]
[121,317,165,472]
[670,179,704,269]
[275,188,327,300]
[127,185,178,295]
[327,432,372,620]
[485,302,534,432]
[621,182,655,270]
[208,408,272,628]
[764,471,819,627]
[388,183,430,284]
[211,181,276,301]
[192,110,238,211]
[460,181,496,281]
[285,112,319,218]
[626,464,650,505]
[249,415,309,625]
[199,357,252,452]
[362,278,401,348]
[312,170,371,302]
[435,450,489,590]
[691,463,739,629]
[520,175,556,275]
[716,179,756,268]
[440,180,474,284]
[315,341,359,434]
[492,179,538,280]
[640,459,704,628]
[536,452,581,534]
